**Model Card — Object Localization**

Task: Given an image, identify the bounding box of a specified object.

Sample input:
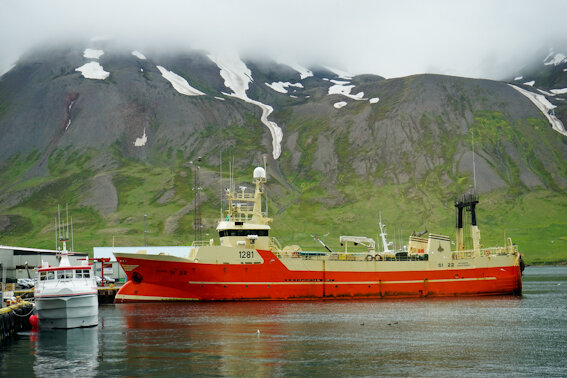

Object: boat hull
[115,249,522,303]
[36,293,99,329]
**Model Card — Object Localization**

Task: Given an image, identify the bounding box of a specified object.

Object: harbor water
[1,266,566,377]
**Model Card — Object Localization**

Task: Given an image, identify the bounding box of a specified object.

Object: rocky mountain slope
[1,42,566,262]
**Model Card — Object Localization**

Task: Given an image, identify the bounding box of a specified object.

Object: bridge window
[219,230,268,238]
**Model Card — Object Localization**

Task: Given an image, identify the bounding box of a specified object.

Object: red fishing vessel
[114,167,523,303]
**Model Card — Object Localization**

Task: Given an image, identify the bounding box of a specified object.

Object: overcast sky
[1,0,566,79]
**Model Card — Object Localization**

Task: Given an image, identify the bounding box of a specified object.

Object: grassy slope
[1,156,566,264]
[1,112,566,264]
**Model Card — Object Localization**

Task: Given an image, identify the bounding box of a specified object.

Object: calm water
[1,266,566,377]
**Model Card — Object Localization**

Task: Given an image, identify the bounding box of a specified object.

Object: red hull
[115,249,522,303]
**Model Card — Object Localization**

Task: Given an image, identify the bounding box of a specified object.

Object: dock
[0,301,34,342]
[13,286,120,304]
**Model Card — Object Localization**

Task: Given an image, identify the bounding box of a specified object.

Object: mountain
[1,42,567,263]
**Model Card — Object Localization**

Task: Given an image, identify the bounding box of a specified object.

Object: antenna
[66,203,70,240]
[71,216,74,251]
[219,149,223,217]
[263,154,268,217]
[54,216,57,250]
[57,204,61,245]
[144,214,147,246]
[229,159,232,197]
[194,157,202,242]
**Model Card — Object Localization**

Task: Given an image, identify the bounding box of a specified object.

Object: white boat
[34,239,98,329]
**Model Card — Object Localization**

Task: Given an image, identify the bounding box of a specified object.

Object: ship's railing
[233,192,255,200]
[192,240,212,247]
[273,251,428,262]
[452,245,519,259]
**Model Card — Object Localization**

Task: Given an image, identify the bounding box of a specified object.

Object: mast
[220,150,223,218]
[263,154,268,218]
[193,157,202,242]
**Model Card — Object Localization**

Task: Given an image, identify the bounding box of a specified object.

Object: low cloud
[1,0,566,79]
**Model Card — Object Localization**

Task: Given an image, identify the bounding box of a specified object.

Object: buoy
[29,315,39,330]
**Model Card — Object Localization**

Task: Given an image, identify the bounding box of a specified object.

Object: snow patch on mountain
[524,81,535,86]
[134,128,148,147]
[208,53,282,159]
[288,63,313,79]
[265,81,303,94]
[514,76,523,81]
[132,51,147,60]
[75,62,109,80]
[328,79,365,100]
[274,58,313,80]
[324,66,353,80]
[544,51,567,66]
[509,84,566,137]
[83,49,104,59]
[156,66,205,96]
[550,88,567,95]
[369,97,379,104]
[334,101,347,109]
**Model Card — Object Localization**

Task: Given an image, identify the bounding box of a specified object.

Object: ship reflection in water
[3,267,565,376]
[32,327,99,376]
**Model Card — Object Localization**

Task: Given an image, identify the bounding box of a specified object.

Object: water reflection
[111,297,530,376]
[1,266,564,376]
[116,302,292,376]
[33,327,98,377]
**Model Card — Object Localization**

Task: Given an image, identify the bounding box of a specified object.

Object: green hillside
[1,49,567,264]
[1,142,566,264]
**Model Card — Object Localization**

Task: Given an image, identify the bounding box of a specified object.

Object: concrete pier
[13,286,120,305]
[0,301,34,342]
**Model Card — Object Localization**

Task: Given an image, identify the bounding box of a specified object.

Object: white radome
[253,167,266,179]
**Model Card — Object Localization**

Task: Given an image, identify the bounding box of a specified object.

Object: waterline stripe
[115,294,199,301]
[188,277,497,285]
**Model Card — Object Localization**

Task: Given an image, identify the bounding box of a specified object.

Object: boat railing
[452,245,519,259]
[234,193,255,200]
[273,251,428,262]
[192,240,212,247]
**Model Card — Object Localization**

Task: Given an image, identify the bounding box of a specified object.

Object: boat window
[40,272,47,281]
[47,271,55,280]
[57,271,73,279]
[219,229,269,238]
[75,269,90,278]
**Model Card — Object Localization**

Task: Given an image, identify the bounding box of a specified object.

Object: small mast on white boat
[53,204,73,267]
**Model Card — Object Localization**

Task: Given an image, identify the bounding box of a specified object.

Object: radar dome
[253,167,266,179]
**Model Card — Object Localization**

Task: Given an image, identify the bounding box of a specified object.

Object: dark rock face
[1,44,567,219]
